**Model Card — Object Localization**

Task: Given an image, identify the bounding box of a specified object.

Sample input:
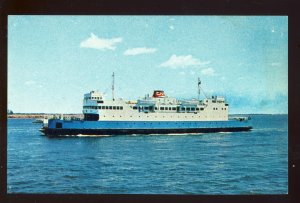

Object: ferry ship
[40,73,252,136]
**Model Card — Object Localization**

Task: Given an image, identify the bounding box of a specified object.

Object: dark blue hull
[40,127,252,136]
[40,119,252,136]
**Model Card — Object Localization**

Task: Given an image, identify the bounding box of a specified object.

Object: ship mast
[112,72,115,101]
[198,77,201,101]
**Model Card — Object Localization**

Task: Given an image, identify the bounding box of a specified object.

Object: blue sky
[8,16,288,114]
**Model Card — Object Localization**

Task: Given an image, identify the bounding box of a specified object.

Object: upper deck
[82,90,229,122]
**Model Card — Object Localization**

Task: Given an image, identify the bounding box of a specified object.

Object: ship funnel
[152,90,165,98]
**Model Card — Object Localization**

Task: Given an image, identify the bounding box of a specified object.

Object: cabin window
[191,108,195,111]
[105,106,108,109]
[144,107,149,110]
[160,107,164,110]
[120,106,123,110]
[117,106,120,110]
[155,107,158,110]
[169,107,172,110]
[109,106,112,110]
[97,101,103,103]
[196,108,199,111]
[172,107,176,110]
[133,106,137,110]
[84,114,99,121]
[113,106,116,110]
[186,107,190,111]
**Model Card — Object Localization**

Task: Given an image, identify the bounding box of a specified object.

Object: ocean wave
[218,132,233,134]
[251,128,287,132]
[76,134,112,137]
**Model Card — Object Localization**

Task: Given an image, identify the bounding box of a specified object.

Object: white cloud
[25,80,36,86]
[201,68,215,76]
[169,25,175,30]
[80,33,122,50]
[124,47,157,56]
[160,55,210,69]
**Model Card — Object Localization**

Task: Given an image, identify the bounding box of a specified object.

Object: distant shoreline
[7,114,83,119]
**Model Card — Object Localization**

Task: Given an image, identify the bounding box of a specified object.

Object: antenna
[198,77,201,101]
[112,72,115,101]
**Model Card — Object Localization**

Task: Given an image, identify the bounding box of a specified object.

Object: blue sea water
[7,114,288,194]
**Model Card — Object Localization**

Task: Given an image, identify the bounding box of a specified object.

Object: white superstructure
[82,90,229,122]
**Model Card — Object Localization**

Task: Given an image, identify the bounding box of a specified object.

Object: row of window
[213,108,227,110]
[84,106,124,110]
[85,97,102,100]
[84,105,226,111]
[133,106,205,111]
[101,115,226,119]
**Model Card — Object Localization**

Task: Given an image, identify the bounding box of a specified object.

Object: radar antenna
[112,72,115,101]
